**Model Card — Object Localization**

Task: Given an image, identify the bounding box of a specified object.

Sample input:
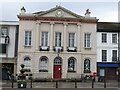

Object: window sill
[24,45,32,47]
[67,70,76,73]
[84,70,91,73]
[84,47,91,49]
[39,70,48,72]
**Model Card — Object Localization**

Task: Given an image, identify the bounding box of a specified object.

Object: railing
[2,77,120,89]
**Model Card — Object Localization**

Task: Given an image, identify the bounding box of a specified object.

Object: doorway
[53,57,62,79]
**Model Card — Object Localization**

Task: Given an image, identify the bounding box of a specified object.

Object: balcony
[67,47,77,52]
[112,57,118,62]
[39,46,49,51]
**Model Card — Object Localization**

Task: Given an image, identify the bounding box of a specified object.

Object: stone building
[17,6,98,79]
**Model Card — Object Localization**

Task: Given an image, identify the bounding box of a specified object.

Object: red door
[53,65,62,79]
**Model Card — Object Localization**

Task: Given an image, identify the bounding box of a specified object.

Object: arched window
[24,56,31,72]
[84,59,91,73]
[68,57,76,72]
[39,56,48,72]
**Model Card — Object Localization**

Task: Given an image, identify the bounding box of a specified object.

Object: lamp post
[55,48,61,88]
[56,48,61,57]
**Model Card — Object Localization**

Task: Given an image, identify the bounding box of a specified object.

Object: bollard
[56,80,58,88]
[11,79,13,88]
[92,78,94,88]
[30,78,32,88]
[11,74,14,88]
[104,77,106,88]
[75,78,77,88]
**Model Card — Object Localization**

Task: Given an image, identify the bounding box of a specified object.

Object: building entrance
[53,57,62,79]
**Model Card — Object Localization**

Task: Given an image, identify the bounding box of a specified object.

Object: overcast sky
[0,0,120,22]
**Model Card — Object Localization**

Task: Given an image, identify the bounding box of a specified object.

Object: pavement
[1,80,120,89]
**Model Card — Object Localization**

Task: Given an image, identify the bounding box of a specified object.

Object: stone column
[63,23,68,51]
[35,21,40,51]
[50,22,54,51]
[77,23,81,52]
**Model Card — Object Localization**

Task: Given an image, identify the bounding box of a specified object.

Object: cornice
[19,17,97,24]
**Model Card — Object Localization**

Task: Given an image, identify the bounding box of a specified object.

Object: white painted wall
[0,21,18,58]
[7,26,16,57]
[97,32,118,62]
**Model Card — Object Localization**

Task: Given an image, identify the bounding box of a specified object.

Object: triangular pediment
[34,6,83,19]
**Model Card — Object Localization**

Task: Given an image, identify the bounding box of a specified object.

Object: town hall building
[17,6,98,79]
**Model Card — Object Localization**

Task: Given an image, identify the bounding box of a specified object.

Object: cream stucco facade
[17,6,98,79]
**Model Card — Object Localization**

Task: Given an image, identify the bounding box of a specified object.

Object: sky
[0,0,120,22]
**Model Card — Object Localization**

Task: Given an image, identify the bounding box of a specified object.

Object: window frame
[68,33,75,47]
[55,32,61,47]
[102,33,107,43]
[41,32,48,47]
[24,56,31,72]
[25,31,32,46]
[84,33,91,48]
[68,57,76,73]
[102,50,107,62]
[112,34,117,44]
[39,56,48,72]
[112,50,117,61]
[84,58,91,73]
[1,27,8,38]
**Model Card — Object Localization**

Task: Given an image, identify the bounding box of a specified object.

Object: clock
[56,10,63,17]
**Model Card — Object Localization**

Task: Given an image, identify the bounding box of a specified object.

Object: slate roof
[97,22,120,32]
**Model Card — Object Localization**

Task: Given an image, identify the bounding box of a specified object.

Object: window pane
[102,50,107,62]
[25,31,32,45]
[0,44,6,54]
[84,33,91,48]
[102,33,107,43]
[69,33,75,47]
[112,50,117,61]
[40,57,48,70]
[55,32,61,47]
[41,32,48,46]
[1,27,8,38]
[84,59,90,70]
[24,57,31,71]
[68,58,76,71]
[112,34,117,43]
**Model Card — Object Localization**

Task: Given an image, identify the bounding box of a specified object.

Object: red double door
[53,65,62,79]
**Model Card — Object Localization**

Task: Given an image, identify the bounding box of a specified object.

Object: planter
[17,80,27,88]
